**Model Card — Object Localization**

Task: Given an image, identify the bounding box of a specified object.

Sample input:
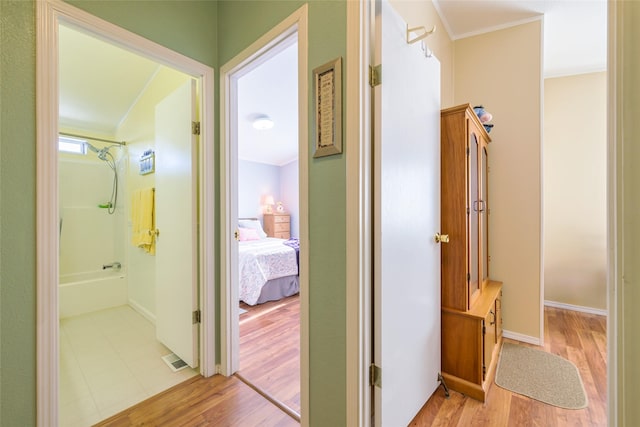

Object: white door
[155,80,199,368]
[373,1,441,425]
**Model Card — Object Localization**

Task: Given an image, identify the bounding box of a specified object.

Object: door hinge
[483,365,487,376]
[369,364,382,388]
[369,64,382,87]
[192,309,201,324]
[192,121,201,135]
[482,324,486,334]
[467,273,470,282]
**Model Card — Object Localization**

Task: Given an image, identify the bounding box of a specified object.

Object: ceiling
[236,41,298,166]
[59,25,160,135]
[59,24,298,166]
[59,1,606,165]
[434,0,607,77]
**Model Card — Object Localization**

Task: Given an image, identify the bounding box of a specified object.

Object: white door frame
[345,1,373,426]
[219,4,309,425]
[35,1,216,425]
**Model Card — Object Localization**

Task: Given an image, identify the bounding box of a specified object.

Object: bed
[238,219,300,305]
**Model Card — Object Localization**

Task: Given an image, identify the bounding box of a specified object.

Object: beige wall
[454,21,543,340]
[544,72,607,310]
[389,0,454,107]
[115,66,191,317]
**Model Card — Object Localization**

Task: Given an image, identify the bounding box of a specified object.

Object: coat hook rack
[406,24,436,45]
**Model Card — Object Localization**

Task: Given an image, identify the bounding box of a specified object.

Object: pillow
[238,227,261,241]
[238,219,267,239]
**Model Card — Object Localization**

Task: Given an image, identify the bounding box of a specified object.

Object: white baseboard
[129,299,156,325]
[544,300,607,316]
[502,329,543,346]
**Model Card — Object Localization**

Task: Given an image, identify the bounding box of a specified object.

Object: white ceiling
[237,42,298,166]
[59,25,160,135]
[433,0,607,77]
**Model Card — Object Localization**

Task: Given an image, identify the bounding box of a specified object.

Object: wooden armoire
[440,104,503,402]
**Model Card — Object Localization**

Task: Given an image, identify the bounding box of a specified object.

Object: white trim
[430,0,454,41]
[539,14,546,350]
[544,300,608,317]
[544,65,607,80]
[36,3,60,424]
[452,15,543,41]
[346,0,372,426]
[128,299,157,324]
[36,2,216,425]
[502,330,544,346]
[219,5,309,425]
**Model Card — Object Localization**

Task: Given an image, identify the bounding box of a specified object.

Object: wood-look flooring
[410,306,607,426]
[96,304,606,427]
[238,295,300,414]
[96,296,300,426]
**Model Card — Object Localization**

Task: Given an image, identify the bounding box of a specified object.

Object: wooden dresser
[440,104,503,402]
[263,213,290,239]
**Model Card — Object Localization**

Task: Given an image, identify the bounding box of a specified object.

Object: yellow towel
[131,188,156,255]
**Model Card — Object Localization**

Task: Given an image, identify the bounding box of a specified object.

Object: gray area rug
[495,342,588,409]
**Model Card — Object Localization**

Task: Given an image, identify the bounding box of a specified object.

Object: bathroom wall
[58,130,126,278]
[115,66,191,320]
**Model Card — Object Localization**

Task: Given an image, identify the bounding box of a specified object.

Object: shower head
[84,141,100,154]
[84,142,113,161]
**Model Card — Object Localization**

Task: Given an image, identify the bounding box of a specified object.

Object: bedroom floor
[238,294,301,415]
[59,305,198,427]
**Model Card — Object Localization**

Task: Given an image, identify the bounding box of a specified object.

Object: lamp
[263,195,275,213]
[252,115,274,130]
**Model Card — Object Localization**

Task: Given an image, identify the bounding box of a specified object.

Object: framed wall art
[313,57,342,158]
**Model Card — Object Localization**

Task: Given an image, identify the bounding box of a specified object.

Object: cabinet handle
[473,200,486,212]
[490,309,496,325]
[435,233,450,243]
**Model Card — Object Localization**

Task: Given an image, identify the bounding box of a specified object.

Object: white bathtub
[59,270,127,319]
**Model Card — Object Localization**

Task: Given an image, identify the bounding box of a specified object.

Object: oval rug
[495,342,588,409]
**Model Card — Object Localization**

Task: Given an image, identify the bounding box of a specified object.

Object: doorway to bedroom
[220,14,307,422]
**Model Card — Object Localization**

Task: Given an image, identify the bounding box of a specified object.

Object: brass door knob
[435,233,450,243]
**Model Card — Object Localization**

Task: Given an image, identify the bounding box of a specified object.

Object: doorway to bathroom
[36,1,216,425]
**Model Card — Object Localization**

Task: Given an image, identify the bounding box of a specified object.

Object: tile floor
[59,305,198,427]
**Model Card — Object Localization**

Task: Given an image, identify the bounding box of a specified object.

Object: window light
[58,136,87,155]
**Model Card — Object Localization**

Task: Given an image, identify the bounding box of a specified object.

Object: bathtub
[59,270,127,319]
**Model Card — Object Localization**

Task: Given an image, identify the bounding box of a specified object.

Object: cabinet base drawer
[441,336,502,403]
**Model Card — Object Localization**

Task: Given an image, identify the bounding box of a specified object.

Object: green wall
[0,0,348,425]
[219,1,348,424]
[0,1,37,424]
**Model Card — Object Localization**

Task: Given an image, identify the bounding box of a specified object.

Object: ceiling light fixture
[252,115,274,130]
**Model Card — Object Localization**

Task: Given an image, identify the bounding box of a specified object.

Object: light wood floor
[410,306,607,426]
[238,295,300,414]
[96,305,605,426]
[96,296,300,426]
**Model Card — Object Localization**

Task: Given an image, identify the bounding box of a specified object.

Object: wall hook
[406,24,436,45]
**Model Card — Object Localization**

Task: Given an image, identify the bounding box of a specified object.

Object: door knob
[435,233,449,243]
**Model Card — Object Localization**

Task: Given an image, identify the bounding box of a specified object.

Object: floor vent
[162,353,189,372]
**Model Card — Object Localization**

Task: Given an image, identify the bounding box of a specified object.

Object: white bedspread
[239,238,298,305]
